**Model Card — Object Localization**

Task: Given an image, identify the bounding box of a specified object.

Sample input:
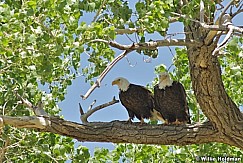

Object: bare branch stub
[80,97,119,124]
[79,103,84,115]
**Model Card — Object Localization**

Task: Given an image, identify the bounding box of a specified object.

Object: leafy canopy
[0,0,243,162]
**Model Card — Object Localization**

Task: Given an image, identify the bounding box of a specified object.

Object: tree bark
[0,116,223,146]
[185,22,243,149]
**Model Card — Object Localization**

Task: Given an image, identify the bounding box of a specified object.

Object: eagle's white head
[112,77,130,91]
[158,72,173,89]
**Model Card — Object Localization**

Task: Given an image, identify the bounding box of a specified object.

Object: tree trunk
[185,22,243,149]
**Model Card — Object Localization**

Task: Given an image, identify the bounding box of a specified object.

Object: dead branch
[14,91,48,116]
[79,103,84,115]
[88,100,97,111]
[80,97,119,124]
[81,50,132,100]
[212,14,234,56]
[0,116,50,129]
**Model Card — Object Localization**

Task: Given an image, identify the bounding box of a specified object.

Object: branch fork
[79,97,119,124]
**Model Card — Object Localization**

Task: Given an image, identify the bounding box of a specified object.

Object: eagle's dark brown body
[119,84,154,121]
[154,81,191,124]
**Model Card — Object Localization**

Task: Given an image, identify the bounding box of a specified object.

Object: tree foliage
[1,0,243,162]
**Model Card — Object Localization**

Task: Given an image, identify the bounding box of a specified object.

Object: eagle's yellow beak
[112,80,119,86]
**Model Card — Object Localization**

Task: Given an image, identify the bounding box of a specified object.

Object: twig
[92,0,108,22]
[218,0,235,25]
[143,56,152,63]
[88,100,96,110]
[165,32,193,39]
[14,91,48,116]
[81,49,133,100]
[125,56,137,67]
[231,3,243,18]
[80,97,119,124]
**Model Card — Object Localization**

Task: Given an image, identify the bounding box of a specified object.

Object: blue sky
[58,0,242,155]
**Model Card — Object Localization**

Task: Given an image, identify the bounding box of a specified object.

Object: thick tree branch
[80,97,119,124]
[0,116,233,147]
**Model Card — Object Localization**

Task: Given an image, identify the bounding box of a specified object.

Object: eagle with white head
[112,77,158,124]
[154,72,191,125]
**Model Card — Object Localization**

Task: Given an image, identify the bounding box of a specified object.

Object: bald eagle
[154,72,191,125]
[112,77,157,124]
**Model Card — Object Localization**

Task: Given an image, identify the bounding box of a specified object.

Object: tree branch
[218,0,235,25]
[90,39,199,51]
[80,97,119,124]
[92,0,108,22]
[171,12,243,35]
[0,116,232,147]
[81,49,132,100]
[212,14,234,56]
